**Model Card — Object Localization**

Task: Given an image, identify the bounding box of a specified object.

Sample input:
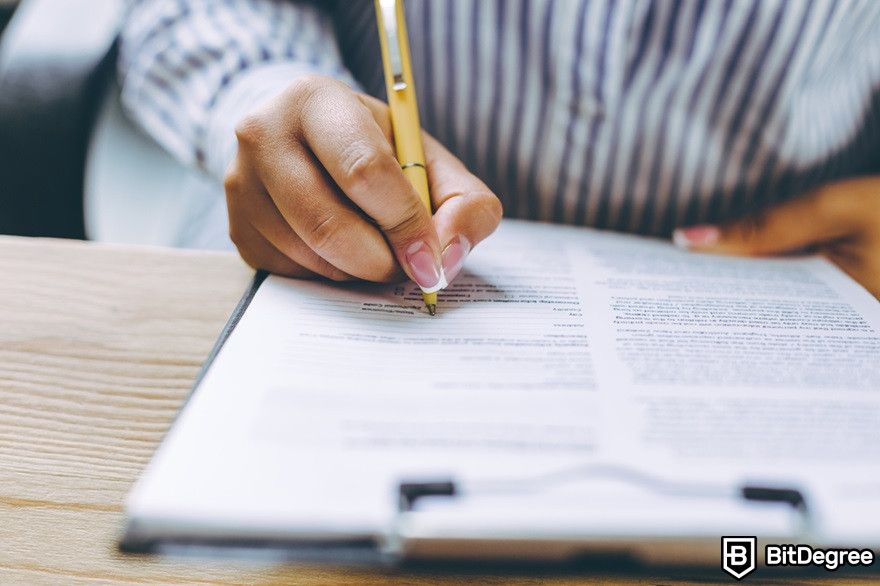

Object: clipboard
[117,271,873,571]
[120,271,385,563]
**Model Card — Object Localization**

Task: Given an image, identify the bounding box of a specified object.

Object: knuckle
[381,198,427,238]
[223,168,244,196]
[290,75,335,119]
[290,74,327,100]
[234,113,267,148]
[338,142,390,190]
[307,213,347,256]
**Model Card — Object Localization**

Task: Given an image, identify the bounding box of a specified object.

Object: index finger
[296,80,443,290]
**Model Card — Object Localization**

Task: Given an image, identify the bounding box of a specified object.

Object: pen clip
[379,0,407,91]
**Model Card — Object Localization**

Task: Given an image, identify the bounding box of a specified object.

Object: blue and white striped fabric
[119,0,880,239]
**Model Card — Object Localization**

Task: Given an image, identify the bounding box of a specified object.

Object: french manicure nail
[673,225,720,249]
[405,240,444,292]
[441,235,471,284]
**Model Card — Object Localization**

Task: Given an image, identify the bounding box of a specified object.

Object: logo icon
[722,536,757,580]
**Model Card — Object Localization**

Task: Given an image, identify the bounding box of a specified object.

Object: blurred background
[0,0,212,246]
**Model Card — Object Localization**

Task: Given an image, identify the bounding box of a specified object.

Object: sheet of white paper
[127,220,880,543]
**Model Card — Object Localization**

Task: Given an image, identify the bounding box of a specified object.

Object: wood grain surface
[0,235,874,585]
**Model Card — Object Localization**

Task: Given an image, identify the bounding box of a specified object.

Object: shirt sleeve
[118,0,360,181]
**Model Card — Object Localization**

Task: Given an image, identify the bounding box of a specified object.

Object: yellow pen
[375,0,439,316]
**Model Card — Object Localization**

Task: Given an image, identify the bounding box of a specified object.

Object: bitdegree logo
[765,544,875,571]
[721,537,876,579]
[722,536,757,579]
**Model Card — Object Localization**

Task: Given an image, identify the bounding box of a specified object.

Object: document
[125,220,880,548]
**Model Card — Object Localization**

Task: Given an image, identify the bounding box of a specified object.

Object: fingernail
[405,240,446,293]
[441,235,471,284]
[673,225,720,249]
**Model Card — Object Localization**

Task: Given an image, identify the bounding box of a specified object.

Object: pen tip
[426,304,436,316]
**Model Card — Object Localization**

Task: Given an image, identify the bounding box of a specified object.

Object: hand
[673,176,880,298]
[224,75,502,288]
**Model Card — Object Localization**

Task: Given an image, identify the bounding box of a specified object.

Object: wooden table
[0,235,874,585]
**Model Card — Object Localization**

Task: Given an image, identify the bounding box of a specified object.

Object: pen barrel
[375,0,431,215]
[376,0,437,308]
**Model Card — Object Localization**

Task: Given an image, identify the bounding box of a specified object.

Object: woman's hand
[673,176,880,298]
[224,75,502,288]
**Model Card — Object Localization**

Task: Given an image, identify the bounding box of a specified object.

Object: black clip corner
[741,485,807,511]
[398,481,457,512]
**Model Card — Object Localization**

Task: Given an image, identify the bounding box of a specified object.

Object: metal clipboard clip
[377,0,407,91]
[383,464,812,565]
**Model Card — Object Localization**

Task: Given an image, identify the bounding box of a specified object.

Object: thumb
[672,188,852,256]
[423,134,503,283]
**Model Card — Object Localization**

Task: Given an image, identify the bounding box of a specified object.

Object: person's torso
[332,0,880,235]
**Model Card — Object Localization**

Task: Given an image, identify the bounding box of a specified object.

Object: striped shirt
[119,0,880,238]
